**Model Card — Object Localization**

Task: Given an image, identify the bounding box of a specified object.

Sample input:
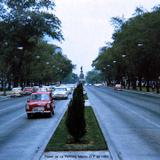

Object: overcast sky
[53,0,160,75]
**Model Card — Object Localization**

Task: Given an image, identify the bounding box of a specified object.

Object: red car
[22,87,33,95]
[25,92,55,119]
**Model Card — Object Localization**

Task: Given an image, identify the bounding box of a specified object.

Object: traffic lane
[0,96,29,109]
[94,86,160,106]
[86,86,160,160]
[93,86,160,126]
[0,99,69,160]
[0,96,29,127]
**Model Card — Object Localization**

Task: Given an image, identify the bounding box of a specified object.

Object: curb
[32,100,70,160]
[84,88,120,160]
[106,86,160,98]
[122,89,160,98]
[85,99,113,160]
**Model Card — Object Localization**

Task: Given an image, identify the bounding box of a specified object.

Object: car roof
[12,87,21,89]
[32,92,50,95]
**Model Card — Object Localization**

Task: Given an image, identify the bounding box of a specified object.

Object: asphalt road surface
[86,86,160,160]
[0,96,69,160]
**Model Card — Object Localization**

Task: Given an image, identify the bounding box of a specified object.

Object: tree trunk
[132,78,137,90]
[127,79,130,90]
[156,80,159,94]
[146,79,150,92]
[138,77,142,91]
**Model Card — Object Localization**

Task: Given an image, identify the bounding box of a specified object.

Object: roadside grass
[46,107,108,151]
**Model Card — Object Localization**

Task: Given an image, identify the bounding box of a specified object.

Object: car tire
[27,113,32,119]
[48,112,52,117]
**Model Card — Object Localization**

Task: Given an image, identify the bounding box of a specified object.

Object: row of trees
[0,0,74,90]
[85,70,103,84]
[91,6,160,93]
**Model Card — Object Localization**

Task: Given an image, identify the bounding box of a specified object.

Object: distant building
[79,66,85,84]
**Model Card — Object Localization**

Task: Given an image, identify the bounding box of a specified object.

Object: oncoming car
[52,87,68,99]
[25,92,55,119]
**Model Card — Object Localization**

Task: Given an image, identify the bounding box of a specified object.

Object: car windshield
[31,94,49,100]
[55,88,66,91]
[12,88,21,91]
[24,87,31,90]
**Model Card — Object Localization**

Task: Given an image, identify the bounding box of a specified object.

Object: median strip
[40,106,110,160]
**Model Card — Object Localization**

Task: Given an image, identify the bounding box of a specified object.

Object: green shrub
[66,83,86,142]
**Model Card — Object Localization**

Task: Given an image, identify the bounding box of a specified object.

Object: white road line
[127,108,160,128]
[95,89,160,128]
[0,113,25,128]
[0,102,24,112]
[116,99,160,128]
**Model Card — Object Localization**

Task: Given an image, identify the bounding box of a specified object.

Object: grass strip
[84,94,88,100]
[46,107,108,151]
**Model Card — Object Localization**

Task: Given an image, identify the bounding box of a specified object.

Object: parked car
[94,83,103,87]
[52,87,68,99]
[22,87,33,95]
[114,84,122,91]
[25,92,55,119]
[11,87,23,97]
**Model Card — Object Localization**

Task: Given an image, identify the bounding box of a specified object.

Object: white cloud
[54,0,160,75]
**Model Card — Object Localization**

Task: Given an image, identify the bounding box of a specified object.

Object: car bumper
[26,111,51,114]
[53,95,68,99]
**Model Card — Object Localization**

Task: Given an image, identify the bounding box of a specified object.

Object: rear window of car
[55,88,67,91]
[12,88,21,91]
[31,94,49,100]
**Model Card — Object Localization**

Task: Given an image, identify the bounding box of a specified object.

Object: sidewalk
[122,88,160,98]
[106,86,160,98]
[41,151,110,160]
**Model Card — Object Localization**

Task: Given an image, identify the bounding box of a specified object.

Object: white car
[40,86,52,92]
[52,87,68,99]
[11,87,23,97]
[94,83,102,87]
[114,84,122,91]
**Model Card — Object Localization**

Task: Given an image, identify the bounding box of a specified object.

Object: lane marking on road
[97,87,160,128]
[0,102,24,112]
[0,113,25,128]
[126,108,160,128]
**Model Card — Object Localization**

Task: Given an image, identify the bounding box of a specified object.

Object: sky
[52,0,160,75]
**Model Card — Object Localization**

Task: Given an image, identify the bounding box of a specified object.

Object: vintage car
[25,92,55,119]
[11,87,23,97]
[22,87,33,95]
[52,87,68,99]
